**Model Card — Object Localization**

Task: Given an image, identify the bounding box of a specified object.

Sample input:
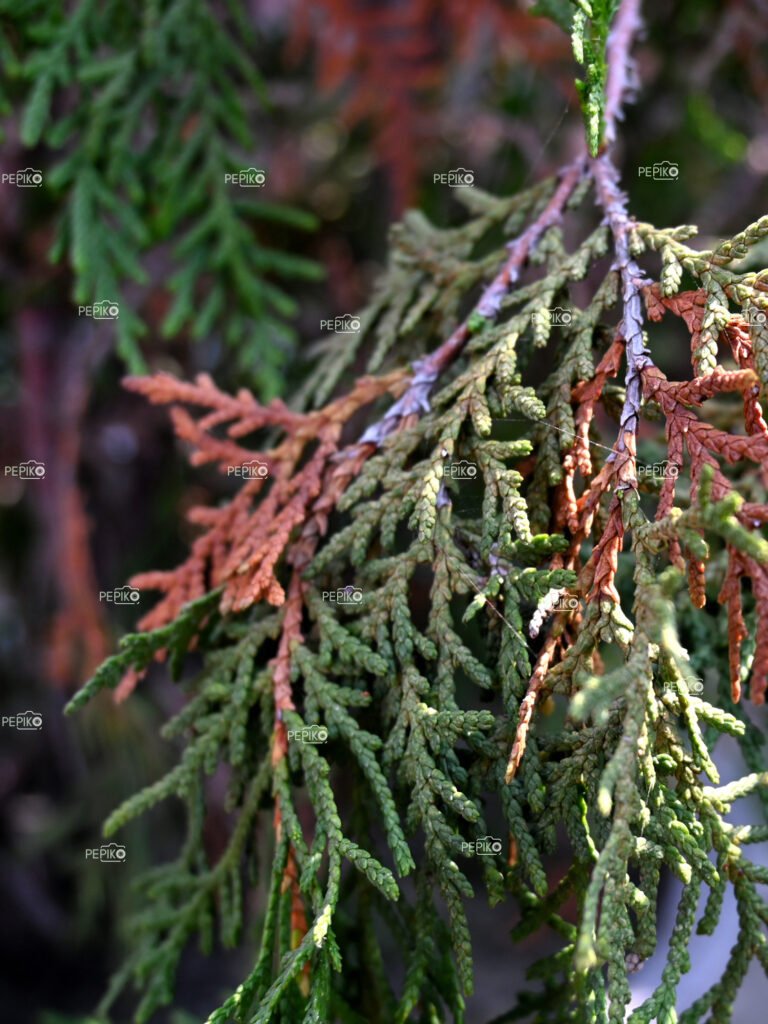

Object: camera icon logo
[462,835,503,856]
[448,460,478,479]
[5,459,46,479]
[449,167,474,187]
[1,710,43,730]
[85,842,126,862]
[93,300,120,320]
[18,710,43,730]
[101,843,126,862]
[548,307,572,326]
[16,167,43,187]
[225,168,266,186]
[320,314,361,334]
[227,460,269,479]
[99,586,140,605]
[653,160,679,179]
[475,835,503,855]
[287,724,329,744]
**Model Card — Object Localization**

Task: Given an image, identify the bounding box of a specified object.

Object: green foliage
[531,0,575,33]
[530,0,623,155]
[303,179,572,407]
[0,0,321,391]
[569,0,620,156]
[52,3,768,1019]
[66,150,768,1022]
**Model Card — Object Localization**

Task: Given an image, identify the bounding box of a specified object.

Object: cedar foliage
[1,0,321,390]
[66,1,768,1021]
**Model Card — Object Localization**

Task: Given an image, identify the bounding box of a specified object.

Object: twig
[592,0,650,480]
[505,0,646,779]
[357,156,587,448]
[591,152,653,478]
[505,633,560,782]
[602,0,643,148]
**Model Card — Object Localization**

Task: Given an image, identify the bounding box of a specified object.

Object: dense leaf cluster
[67,160,768,1022]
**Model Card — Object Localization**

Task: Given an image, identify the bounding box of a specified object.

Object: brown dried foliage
[508,281,768,781]
[641,288,768,703]
[118,370,406,707]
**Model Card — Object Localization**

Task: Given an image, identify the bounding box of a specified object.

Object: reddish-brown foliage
[642,290,768,704]
[117,369,406,704]
[287,0,570,210]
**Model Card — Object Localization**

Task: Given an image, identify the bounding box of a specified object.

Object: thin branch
[591,151,654,479]
[357,155,587,448]
[356,0,646,456]
[591,0,650,483]
[602,0,643,149]
[505,0,647,779]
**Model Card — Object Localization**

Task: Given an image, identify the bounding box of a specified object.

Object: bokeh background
[1,1,767,1020]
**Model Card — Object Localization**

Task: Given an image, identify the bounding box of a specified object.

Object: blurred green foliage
[1,0,322,394]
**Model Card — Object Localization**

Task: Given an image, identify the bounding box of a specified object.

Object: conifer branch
[358,156,588,449]
[602,0,643,148]
[592,152,653,472]
[62,2,768,1019]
